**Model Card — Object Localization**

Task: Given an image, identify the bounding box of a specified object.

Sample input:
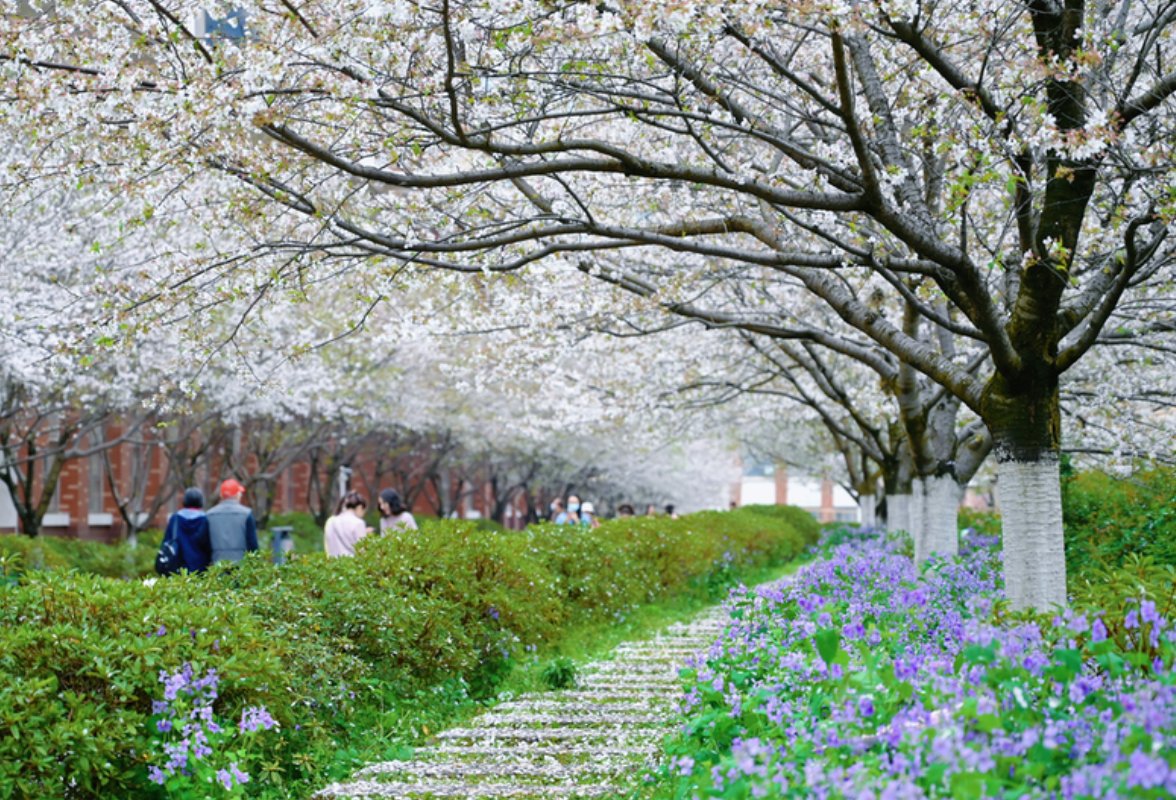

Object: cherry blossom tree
[7,0,1176,607]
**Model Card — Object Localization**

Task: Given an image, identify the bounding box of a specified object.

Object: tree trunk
[880,447,914,533]
[983,374,1067,611]
[858,493,876,528]
[912,474,963,564]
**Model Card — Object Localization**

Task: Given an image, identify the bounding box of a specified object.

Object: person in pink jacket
[325,491,373,557]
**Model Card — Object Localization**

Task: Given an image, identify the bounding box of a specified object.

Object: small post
[271,526,294,565]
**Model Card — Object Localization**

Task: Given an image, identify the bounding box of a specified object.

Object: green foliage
[0,506,815,799]
[539,657,578,690]
[0,529,161,579]
[1067,554,1176,666]
[0,567,286,799]
[739,503,822,543]
[958,507,1002,539]
[1062,465,1176,577]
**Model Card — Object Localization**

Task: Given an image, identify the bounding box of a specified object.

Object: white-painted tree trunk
[912,475,962,564]
[910,479,924,552]
[858,494,876,528]
[885,493,912,534]
[998,458,1067,611]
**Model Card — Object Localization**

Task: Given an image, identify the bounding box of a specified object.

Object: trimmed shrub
[740,503,822,543]
[0,506,814,799]
[0,530,161,580]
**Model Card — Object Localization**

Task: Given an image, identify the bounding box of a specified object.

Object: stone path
[314,608,728,799]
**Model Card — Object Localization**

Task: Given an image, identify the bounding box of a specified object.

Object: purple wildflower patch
[661,529,1176,798]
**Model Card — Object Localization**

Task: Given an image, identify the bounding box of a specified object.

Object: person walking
[378,488,418,532]
[326,491,373,557]
[206,478,260,565]
[163,487,213,573]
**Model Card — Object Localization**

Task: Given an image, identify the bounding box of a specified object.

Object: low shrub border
[656,529,1176,799]
[0,506,817,799]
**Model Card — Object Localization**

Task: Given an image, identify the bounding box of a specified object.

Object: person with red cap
[206,478,259,565]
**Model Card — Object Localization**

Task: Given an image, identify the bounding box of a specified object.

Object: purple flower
[156,719,172,733]
[842,619,866,640]
[1125,608,1139,630]
[148,766,166,785]
[216,768,233,790]
[857,697,875,718]
[1126,749,1169,789]
[1141,600,1161,626]
[230,762,250,784]
[239,706,277,733]
[1091,618,1108,642]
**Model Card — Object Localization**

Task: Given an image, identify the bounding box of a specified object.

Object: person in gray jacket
[206,478,259,564]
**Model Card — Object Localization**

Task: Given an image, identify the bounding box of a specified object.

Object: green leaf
[814,629,841,667]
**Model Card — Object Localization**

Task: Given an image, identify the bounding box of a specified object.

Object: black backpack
[155,530,184,576]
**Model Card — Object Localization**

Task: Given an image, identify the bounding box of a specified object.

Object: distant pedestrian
[644,504,658,516]
[163,487,213,573]
[326,491,373,557]
[617,503,635,518]
[664,503,680,520]
[550,498,565,523]
[206,479,259,564]
[378,488,418,532]
[580,501,601,529]
[729,501,738,510]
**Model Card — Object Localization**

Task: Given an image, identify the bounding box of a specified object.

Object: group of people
[549,494,600,528]
[615,502,680,520]
[160,481,419,572]
[161,479,259,573]
[547,497,681,527]
[163,480,684,573]
[323,488,418,557]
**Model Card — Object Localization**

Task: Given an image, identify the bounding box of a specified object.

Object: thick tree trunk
[911,474,963,564]
[983,375,1067,611]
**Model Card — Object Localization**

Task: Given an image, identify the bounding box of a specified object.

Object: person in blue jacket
[164,488,213,573]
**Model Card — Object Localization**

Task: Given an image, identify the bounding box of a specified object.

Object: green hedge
[739,503,822,542]
[0,529,162,580]
[0,506,817,799]
[1062,464,1176,576]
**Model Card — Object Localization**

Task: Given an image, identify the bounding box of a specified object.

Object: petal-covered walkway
[314,609,727,799]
